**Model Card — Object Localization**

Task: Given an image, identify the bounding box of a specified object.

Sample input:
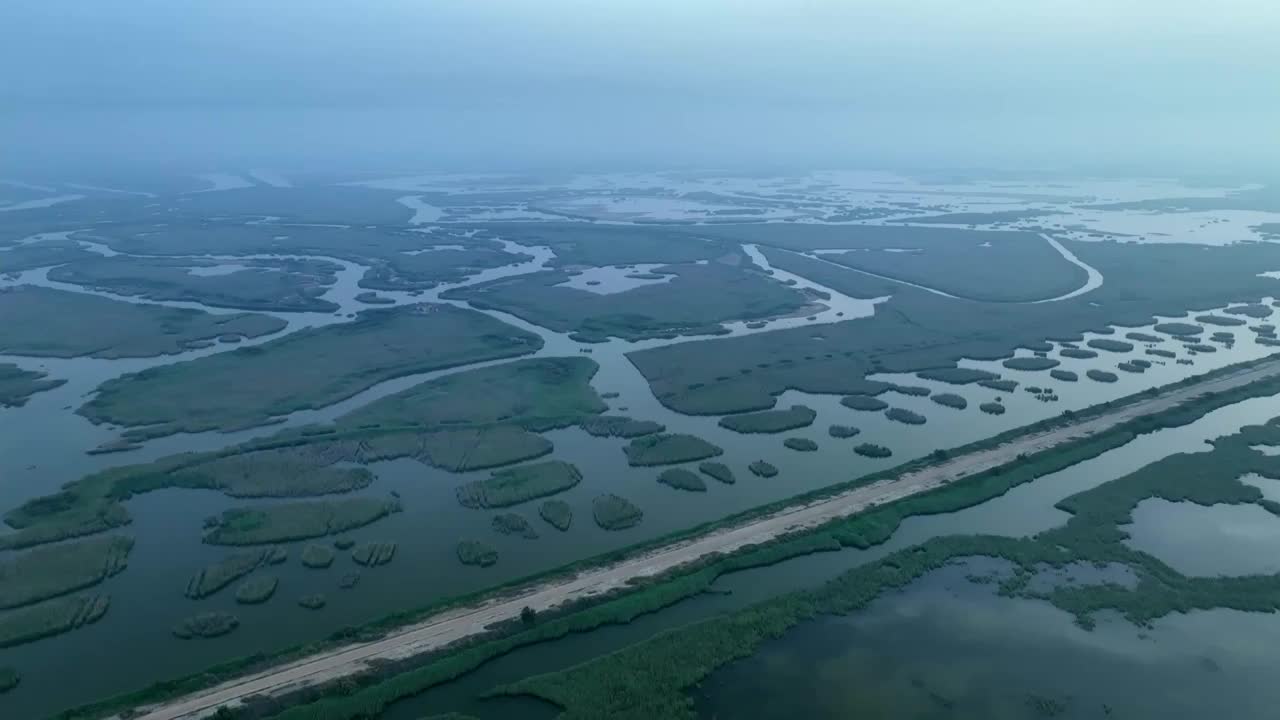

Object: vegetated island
[1087,369,1119,383]
[917,367,999,385]
[1050,369,1078,382]
[234,576,279,605]
[492,513,538,539]
[0,363,65,408]
[352,542,397,567]
[0,286,285,359]
[301,544,336,569]
[457,541,498,568]
[203,498,401,545]
[173,612,239,639]
[718,405,817,434]
[840,395,888,411]
[854,443,893,458]
[1087,338,1134,353]
[186,548,287,598]
[0,594,110,649]
[828,424,860,438]
[885,407,927,425]
[783,437,819,452]
[749,460,779,478]
[1059,347,1098,359]
[657,469,708,492]
[979,402,1006,415]
[930,393,968,410]
[539,500,573,531]
[0,535,132,610]
[456,461,582,509]
[592,494,643,530]
[1002,357,1060,371]
[623,434,723,466]
[579,416,665,438]
[698,462,736,484]
[298,594,327,610]
[1154,322,1203,336]
[978,379,1019,393]
[78,304,543,439]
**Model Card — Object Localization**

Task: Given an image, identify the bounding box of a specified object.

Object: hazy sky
[2,0,1277,175]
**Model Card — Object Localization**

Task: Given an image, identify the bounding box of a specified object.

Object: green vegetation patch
[1196,314,1247,327]
[1049,369,1078,382]
[1125,332,1164,343]
[628,238,1280,416]
[48,255,341,312]
[977,379,1018,393]
[493,513,538,539]
[930,393,968,409]
[840,395,888,411]
[979,402,1006,415]
[783,437,819,452]
[1002,357,1060,371]
[539,501,573,531]
[173,612,239,639]
[749,460,779,478]
[828,425,860,439]
[592,494,643,531]
[657,469,708,492]
[580,416,665,438]
[444,259,809,341]
[718,405,817,434]
[1117,361,1147,373]
[81,305,542,438]
[340,357,606,434]
[186,548,285,598]
[298,594,327,610]
[1086,338,1134,353]
[168,448,374,498]
[623,434,723,467]
[889,384,932,397]
[0,363,65,408]
[204,498,400,546]
[0,535,132,609]
[698,462,736,484]
[0,594,110,648]
[352,542,397,567]
[417,427,553,473]
[917,367,1000,385]
[854,443,893,458]
[1059,348,1098,359]
[457,541,499,567]
[457,460,582,509]
[1187,343,1217,353]
[1154,322,1203,336]
[1087,369,1119,383]
[1226,304,1272,318]
[885,407,927,425]
[0,286,284,359]
[300,544,336,569]
[1147,348,1177,359]
[234,576,279,605]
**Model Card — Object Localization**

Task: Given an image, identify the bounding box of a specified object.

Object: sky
[1,0,1277,176]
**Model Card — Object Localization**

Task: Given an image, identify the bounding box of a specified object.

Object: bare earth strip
[125,358,1280,720]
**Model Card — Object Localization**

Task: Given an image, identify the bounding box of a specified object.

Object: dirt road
[124,358,1280,720]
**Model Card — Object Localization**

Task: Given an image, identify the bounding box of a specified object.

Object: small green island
[592,494,643,530]
[657,468,708,492]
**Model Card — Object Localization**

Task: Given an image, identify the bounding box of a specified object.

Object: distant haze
[2,0,1277,176]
